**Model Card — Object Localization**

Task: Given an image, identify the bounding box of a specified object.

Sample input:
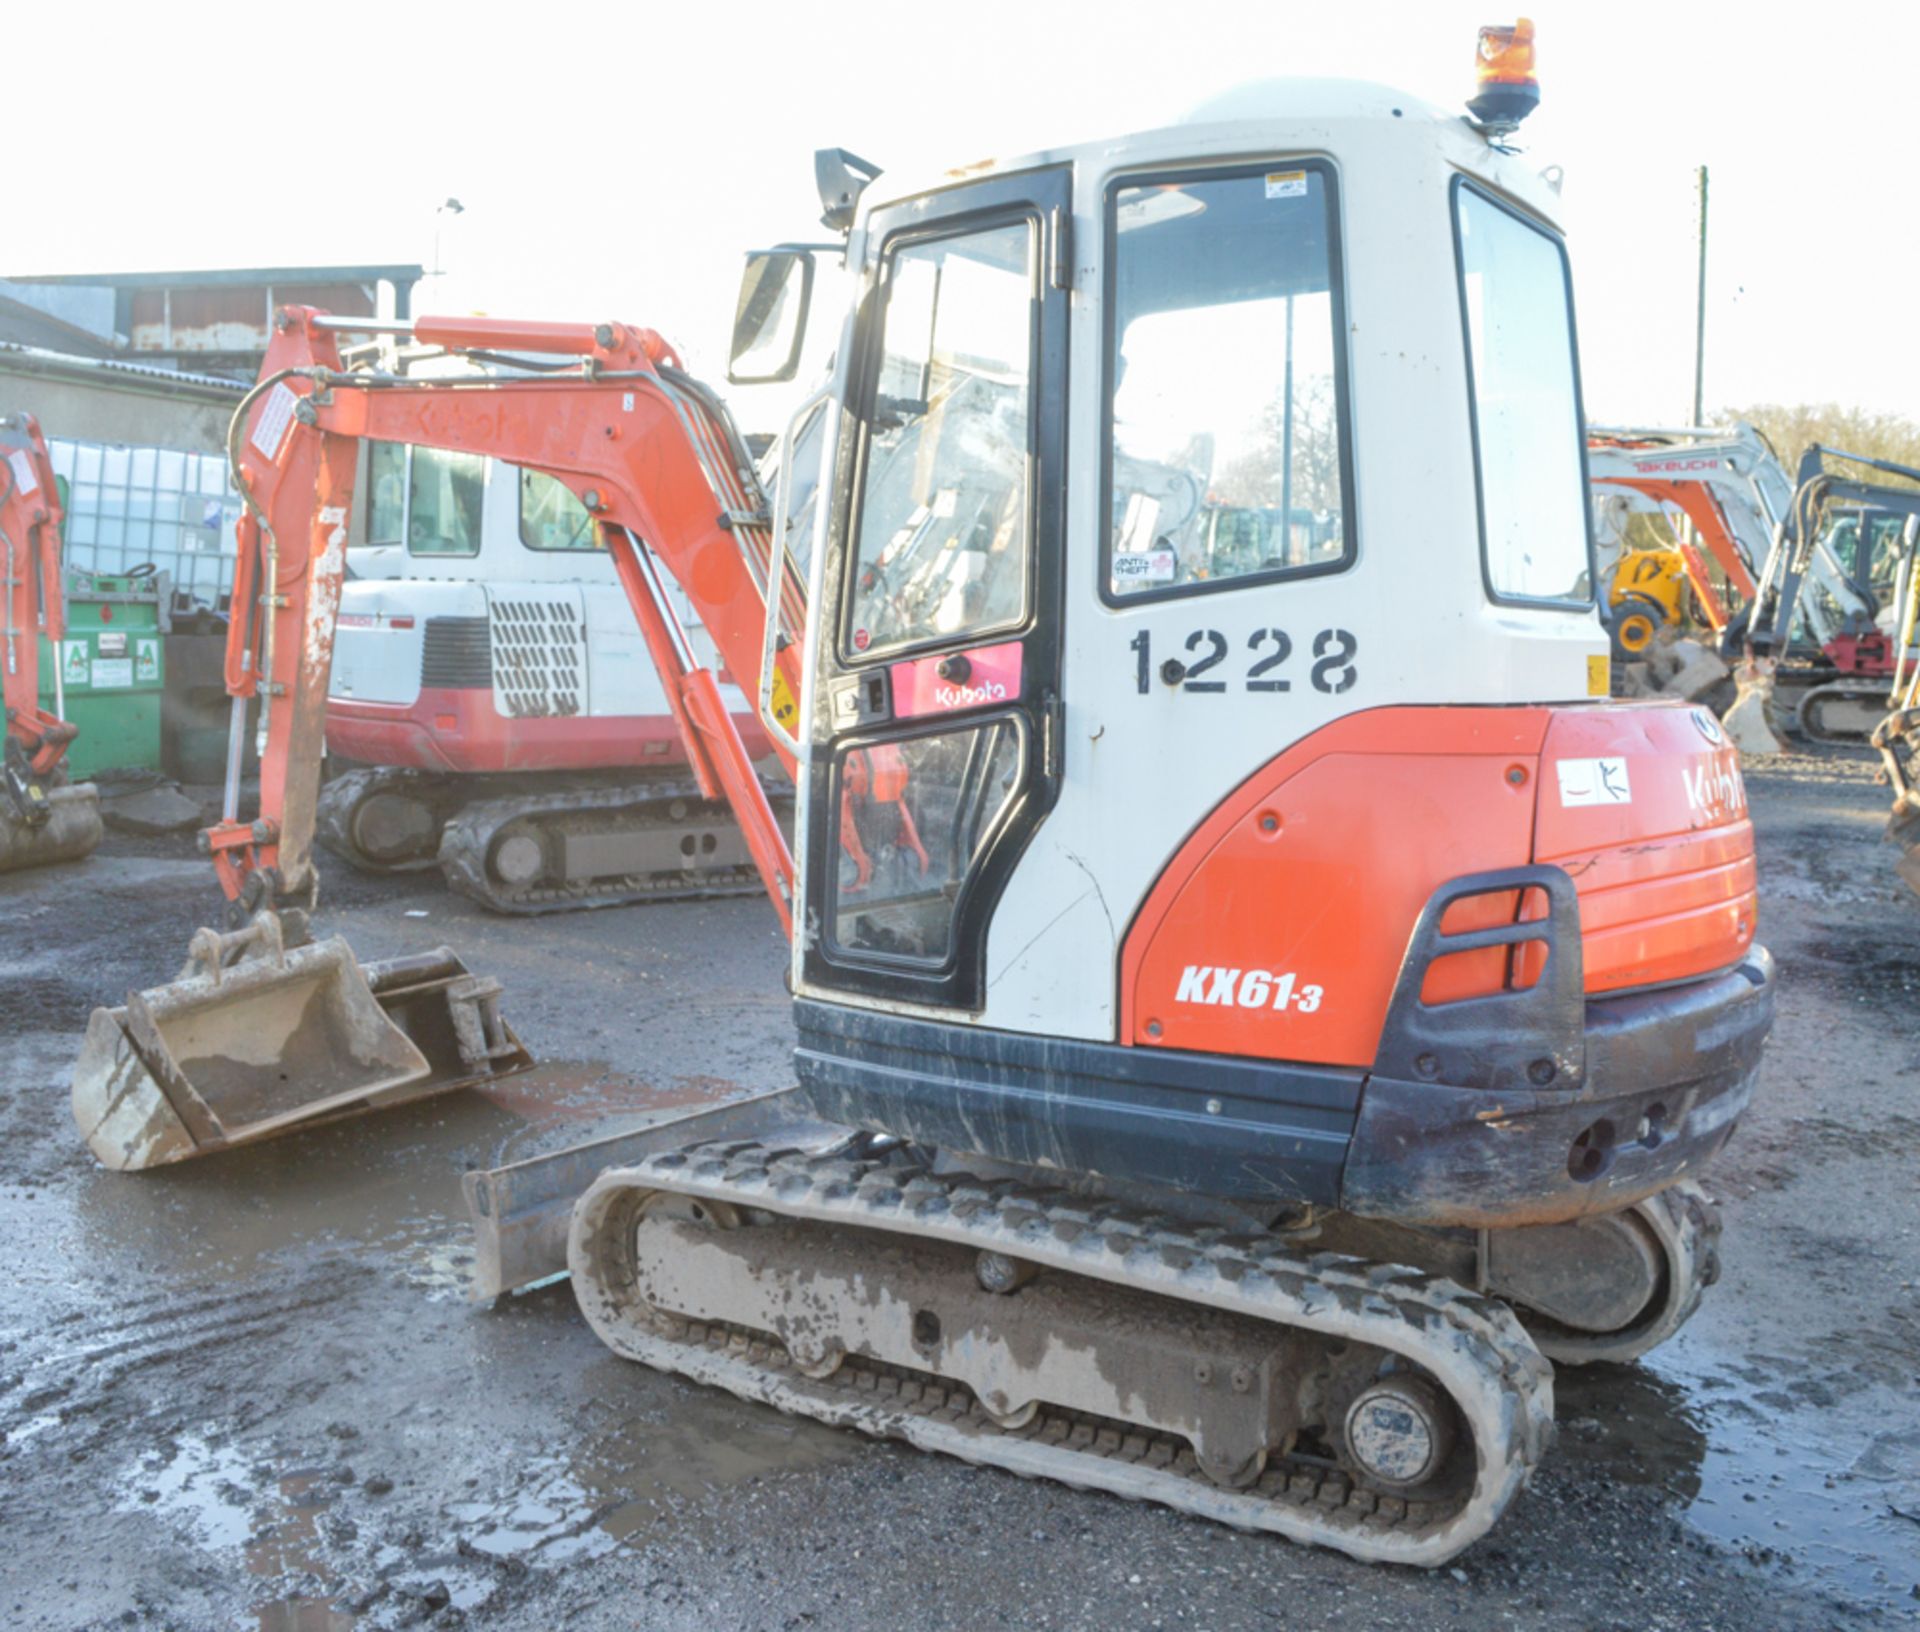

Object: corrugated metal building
[0,264,423,605]
[2,264,422,382]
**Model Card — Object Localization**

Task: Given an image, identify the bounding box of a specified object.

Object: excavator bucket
[0,781,103,873]
[1891,809,1920,900]
[72,912,532,1171]
[1874,707,1920,899]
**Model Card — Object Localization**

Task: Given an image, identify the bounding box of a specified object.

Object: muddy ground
[3,753,1917,1631]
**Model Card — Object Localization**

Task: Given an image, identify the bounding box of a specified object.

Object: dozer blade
[462,1085,834,1301]
[0,782,103,873]
[72,912,533,1171]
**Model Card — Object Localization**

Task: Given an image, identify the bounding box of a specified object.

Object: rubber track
[570,1142,1557,1567]
[320,766,791,913]
[1795,680,1888,744]
[315,766,443,874]
[439,777,792,914]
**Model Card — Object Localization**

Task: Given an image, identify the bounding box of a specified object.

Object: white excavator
[76,23,1773,1567]
[321,423,807,911]
[1586,424,1916,741]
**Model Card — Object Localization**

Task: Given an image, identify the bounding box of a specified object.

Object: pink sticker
[890,641,1024,718]
[852,628,871,651]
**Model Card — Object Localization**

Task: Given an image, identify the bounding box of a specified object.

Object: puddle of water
[255,1601,356,1632]
[1557,1340,1920,1614]
[118,1435,259,1550]
[69,1062,756,1292]
[572,1393,862,1539]
[476,1058,648,1124]
[366,1543,498,1614]
[117,1436,364,1628]
[438,1392,863,1565]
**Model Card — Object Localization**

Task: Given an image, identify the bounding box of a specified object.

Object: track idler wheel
[1512,1183,1719,1366]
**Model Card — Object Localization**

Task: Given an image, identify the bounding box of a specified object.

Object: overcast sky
[14,1,1914,431]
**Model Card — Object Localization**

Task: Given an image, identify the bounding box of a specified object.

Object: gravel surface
[1,750,1915,1630]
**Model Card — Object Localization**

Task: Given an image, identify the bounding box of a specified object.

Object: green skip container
[38,571,169,778]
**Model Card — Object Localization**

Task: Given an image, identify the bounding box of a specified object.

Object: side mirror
[728,250,815,386]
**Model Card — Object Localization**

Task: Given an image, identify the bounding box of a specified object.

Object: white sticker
[61,640,89,684]
[1557,757,1632,807]
[91,657,134,689]
[1264,170,1308,200]
[1112,548,1177,583]
[135,638,160,683]
[249,381,301,461]
[8,448,39,496]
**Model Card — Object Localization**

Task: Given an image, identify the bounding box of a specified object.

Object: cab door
[801,168,1071,1011]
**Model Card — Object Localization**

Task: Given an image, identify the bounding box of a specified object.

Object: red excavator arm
[1,413,77,775]
[210,307,804,936]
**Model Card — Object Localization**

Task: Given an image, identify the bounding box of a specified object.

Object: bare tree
[1215,374,1341,514]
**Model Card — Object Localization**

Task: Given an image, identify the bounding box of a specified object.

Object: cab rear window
[1453,181,1592,606]
[1103,161,1354,604]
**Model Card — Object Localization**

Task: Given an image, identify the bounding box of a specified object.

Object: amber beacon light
[1467,17,1540,134]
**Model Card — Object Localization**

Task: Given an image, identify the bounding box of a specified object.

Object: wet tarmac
[2,752,1916,1628]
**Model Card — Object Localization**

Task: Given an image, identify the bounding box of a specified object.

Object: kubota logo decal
[1175,967,1323,1012]
[1682,759,1746,819]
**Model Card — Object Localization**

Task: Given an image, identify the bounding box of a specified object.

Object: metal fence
[45,436,241,604]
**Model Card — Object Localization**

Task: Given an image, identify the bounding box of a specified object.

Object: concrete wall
[0,363,236,455]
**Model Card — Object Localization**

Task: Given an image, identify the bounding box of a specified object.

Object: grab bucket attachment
[72,912,534,1171]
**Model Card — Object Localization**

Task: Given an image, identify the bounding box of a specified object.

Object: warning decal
[250,382,301,462]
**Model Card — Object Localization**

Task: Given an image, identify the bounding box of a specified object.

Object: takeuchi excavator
[75,25,1774,1567]
[318,354,814,913]
[1587,424,1919,742]
[0,414,102,872]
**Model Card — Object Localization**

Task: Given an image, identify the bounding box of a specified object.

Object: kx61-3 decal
[1128,628,1359,696]
[1175,966,1324,1012]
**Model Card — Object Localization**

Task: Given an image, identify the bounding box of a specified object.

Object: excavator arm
[1,414,75,773]
[70,304,816,1170]
[211,306,806,936]
[0,414,102,872]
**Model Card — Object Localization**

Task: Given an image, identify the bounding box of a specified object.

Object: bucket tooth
[71,912,532,1171]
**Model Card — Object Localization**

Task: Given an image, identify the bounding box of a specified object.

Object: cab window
[407,447,485,558]
[1454,181,1592,604]
[844,217,1037,660]
[519,467,598,551]
[1104,161,1353,603]
[367,442,406,544]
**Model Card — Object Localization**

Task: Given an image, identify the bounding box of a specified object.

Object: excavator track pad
[569,1139,1555,1567]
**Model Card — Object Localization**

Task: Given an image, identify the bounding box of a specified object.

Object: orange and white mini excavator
[0,413,102,872]
[77,24,1774,1566]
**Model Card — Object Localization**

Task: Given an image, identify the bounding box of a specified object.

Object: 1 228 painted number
[1129,628,1358,695]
